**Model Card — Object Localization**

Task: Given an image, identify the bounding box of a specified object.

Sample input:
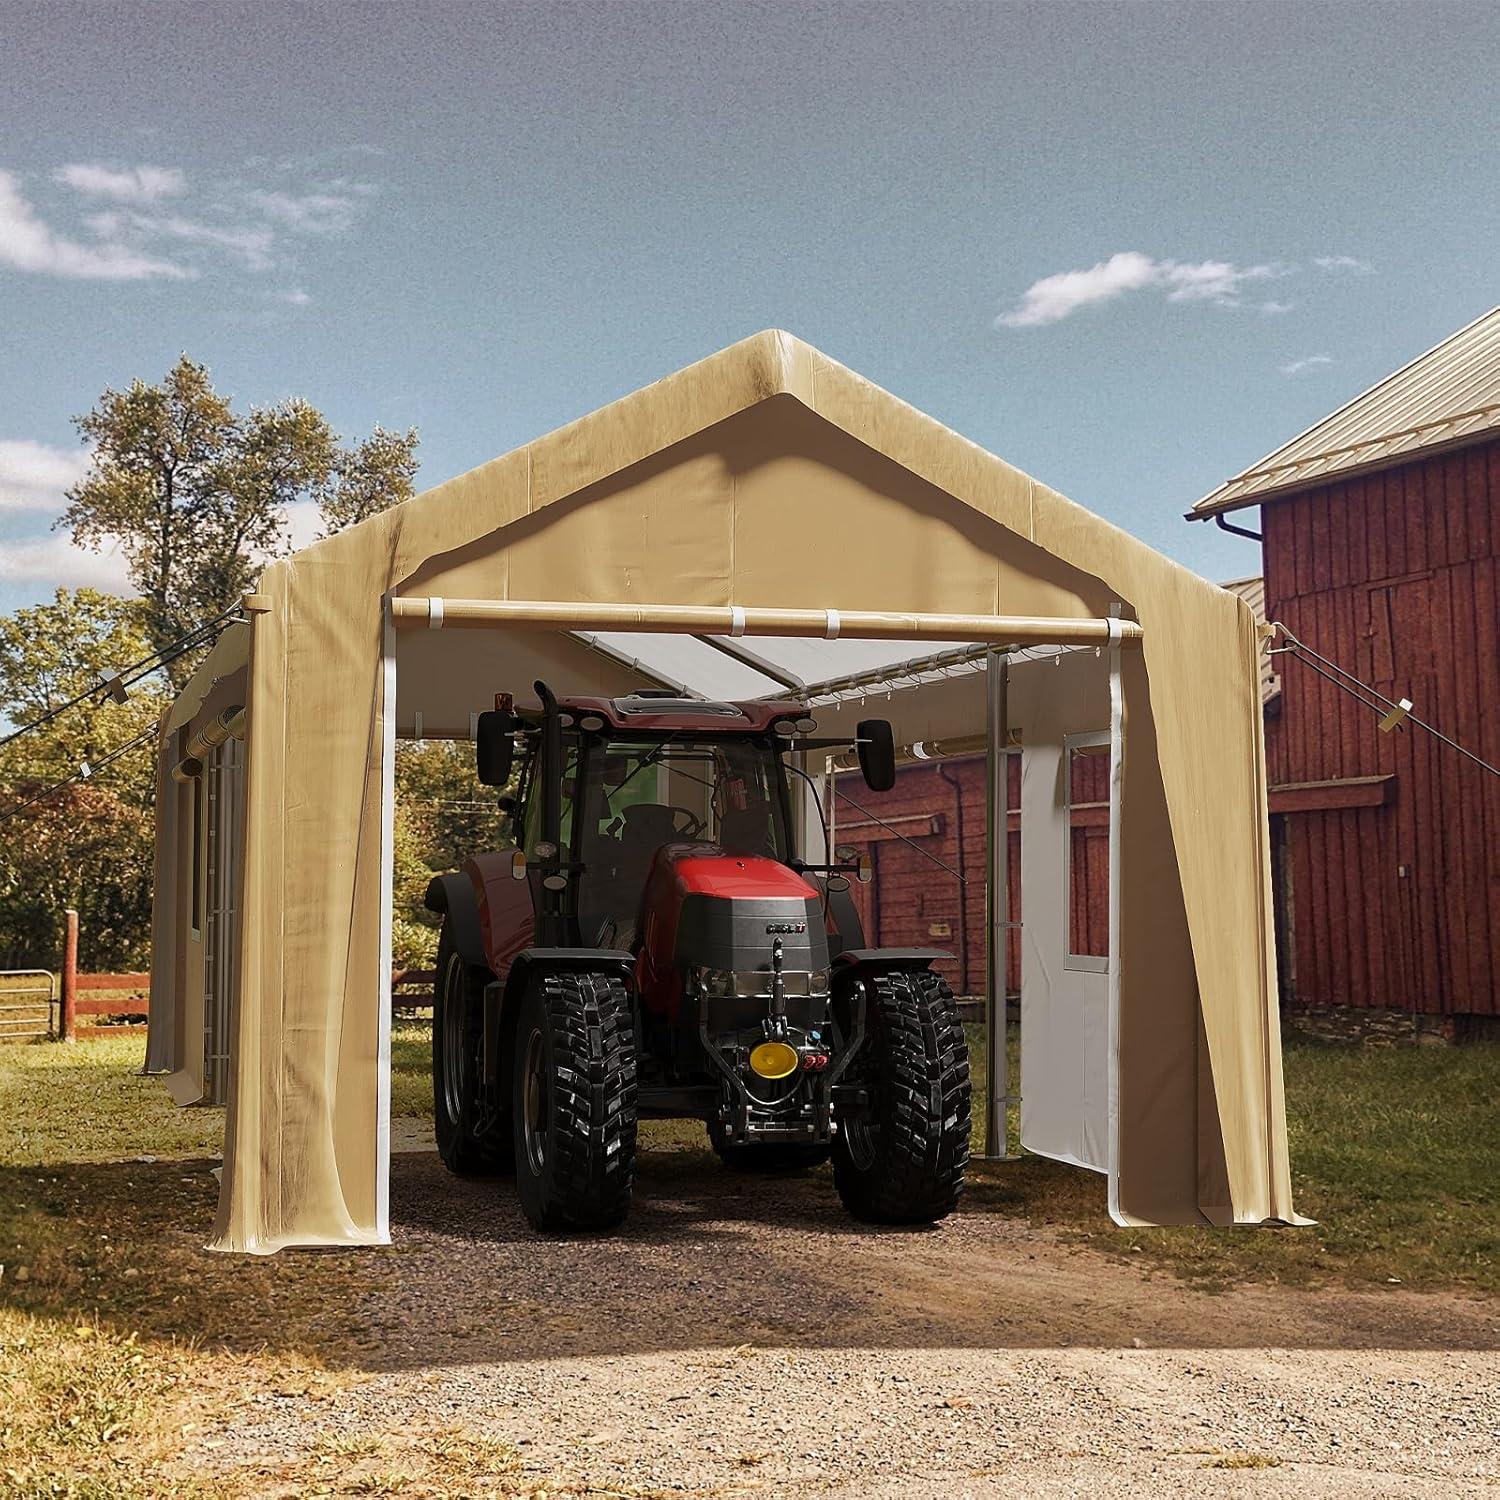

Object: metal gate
[0,970,57,1040]
[202,735,244,1104]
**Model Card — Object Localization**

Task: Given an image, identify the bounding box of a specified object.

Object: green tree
[319,424,421,535]
[0,588,166,794]
[0,781,155,970]
[392,740,514,968]
[60,356,419,677]
[0,589,167,967]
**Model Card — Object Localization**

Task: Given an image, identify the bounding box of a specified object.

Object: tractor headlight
[698,969,735,998]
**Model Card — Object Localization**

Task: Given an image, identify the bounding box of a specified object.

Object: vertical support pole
[375,597,396,1243]
[983,649,1014,1159]
[60,907,79,1042]
[825,759,836,858]
[1105,610,1127,1221]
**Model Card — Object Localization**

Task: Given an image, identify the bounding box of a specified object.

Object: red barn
[839,308,1499,1035]
[1191,307,1500,1033]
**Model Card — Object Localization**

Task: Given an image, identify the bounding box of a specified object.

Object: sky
[1,0,1497,614]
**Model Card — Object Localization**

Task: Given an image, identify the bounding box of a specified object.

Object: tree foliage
[391,740,514,968]
[319,424,421,536]
[0,590,167,968]
[0,589,166,792]
[60,356,418,676]
[0,358,420,968]
[0,781,154,970]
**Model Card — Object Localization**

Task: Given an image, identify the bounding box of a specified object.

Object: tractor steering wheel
[669,805,706,838]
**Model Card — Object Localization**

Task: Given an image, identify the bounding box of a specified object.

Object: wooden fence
[50,967,439,1041]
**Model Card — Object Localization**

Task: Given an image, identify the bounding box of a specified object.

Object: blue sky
[1,0,1496,611]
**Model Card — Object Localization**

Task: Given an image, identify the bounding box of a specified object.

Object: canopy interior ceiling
[150,329,1298,1252]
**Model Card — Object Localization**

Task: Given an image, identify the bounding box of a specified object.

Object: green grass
[961,1022,1500,1293]
[4,1021,1497,1295]
[0,1032,225,1165]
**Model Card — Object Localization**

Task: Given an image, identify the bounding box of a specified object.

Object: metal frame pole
[983,650,1016,1159]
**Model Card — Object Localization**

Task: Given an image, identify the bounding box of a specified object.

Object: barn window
[1064,733,1110,973]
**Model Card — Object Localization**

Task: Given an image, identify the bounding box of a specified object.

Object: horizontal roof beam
[390,597,1143,647]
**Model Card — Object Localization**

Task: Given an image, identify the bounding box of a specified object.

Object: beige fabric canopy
[149,330,1298,1252]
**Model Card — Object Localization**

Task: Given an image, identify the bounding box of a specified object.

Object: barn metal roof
[1191,305,1500,518]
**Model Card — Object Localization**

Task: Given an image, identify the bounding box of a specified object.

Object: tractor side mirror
[476,709,516,787]
[856,718,896,792]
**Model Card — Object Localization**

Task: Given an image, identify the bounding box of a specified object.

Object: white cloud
[995,252,1159,328]
[0,169,190,280]
[244,188,361,236]
[1260,299,1295,316]
[55,162,185,204]
[0,532,135,592]
[1314,255,1374,275]
[996,252,1280,328]
[149,215,275,271]
[277,287,312,306]
[3,160,376,289]
[0,440,91,512]
[1279,354,1334,377]
[1159,259,1278,303]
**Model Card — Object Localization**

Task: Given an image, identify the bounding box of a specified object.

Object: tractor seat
[617,802,679,857]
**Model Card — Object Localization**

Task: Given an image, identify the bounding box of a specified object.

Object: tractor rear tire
[832,967,970,1224]
[513,968,638,1232]
[432,921,512,1176]
[707,1122,831,1173]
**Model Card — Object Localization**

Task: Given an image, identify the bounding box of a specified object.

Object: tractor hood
[662,847,819,903]
[644,845,830,979]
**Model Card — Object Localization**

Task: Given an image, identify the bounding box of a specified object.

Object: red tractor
[425,683,971,1233]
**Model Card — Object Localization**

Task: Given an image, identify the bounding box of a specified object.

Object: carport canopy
[149,330,1298,1253]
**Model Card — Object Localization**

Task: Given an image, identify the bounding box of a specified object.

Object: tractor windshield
[566,735,792,949]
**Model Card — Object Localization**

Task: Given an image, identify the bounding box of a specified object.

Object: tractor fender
[833,947,952,972]
[485,948,637,1085]
[501,947,635,1002]
[423,873,487,971]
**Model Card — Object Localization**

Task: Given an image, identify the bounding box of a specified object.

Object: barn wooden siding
[1263,438,1500,1017]
[833,751,1111,998]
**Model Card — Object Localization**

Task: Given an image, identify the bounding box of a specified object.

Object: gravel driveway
[214,1143,1500,1497]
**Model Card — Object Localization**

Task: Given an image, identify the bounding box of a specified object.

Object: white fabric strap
[824,608,841,640]
[427,596,445,630]
[1106,616,1123,642]
[729,606,747,637]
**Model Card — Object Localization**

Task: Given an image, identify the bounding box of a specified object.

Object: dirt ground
[188,1142,1500,1498]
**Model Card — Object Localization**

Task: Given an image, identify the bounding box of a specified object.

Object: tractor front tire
[832,967,970,1224]
[707,1121,831,1173]
[432,921,512,1176]
[513,968,638,1232]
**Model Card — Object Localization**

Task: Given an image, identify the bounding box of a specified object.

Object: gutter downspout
[1213,512,1264,543]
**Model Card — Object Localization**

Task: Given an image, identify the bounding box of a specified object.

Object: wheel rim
[441,957,466,1124]
[523,1025,548,1175]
